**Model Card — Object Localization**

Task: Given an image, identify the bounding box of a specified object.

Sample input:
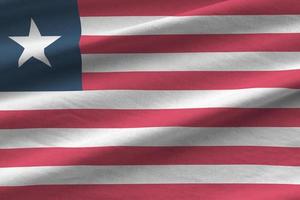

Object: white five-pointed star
[9,19,61,68]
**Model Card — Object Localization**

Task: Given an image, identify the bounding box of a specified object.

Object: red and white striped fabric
[2,0,300,199]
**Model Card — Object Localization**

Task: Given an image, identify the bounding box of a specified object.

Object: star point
[9,18,61,68]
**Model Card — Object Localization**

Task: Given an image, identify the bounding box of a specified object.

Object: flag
[1,0,300,199]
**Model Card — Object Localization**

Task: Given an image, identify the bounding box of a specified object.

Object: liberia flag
[1,0,300,199]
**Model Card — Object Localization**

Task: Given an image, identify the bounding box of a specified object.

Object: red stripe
[1,108,300,128]
[80,34,300,53]
[1,146,300,167]
[78,0,300,16]
[83,71,300,90]
[2,184,300,200]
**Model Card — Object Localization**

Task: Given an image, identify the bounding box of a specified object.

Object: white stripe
[1,89,300,110]
[1,128,300,149]
[1,165,300,186]
[80,15,300,35]
[82,52,300,72]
